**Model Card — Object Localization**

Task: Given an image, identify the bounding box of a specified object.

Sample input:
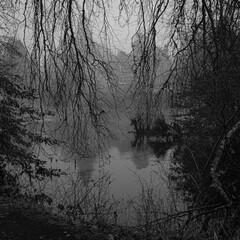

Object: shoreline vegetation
[0,183,187,240]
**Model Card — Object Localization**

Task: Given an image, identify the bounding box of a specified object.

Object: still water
[43,133,175,201]
[34,112,182,224]
[38,110,175,199]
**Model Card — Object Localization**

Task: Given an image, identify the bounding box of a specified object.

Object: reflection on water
[107,145,174,200]
[35,109,180,207]
[33,113,184,226]
[41,133,174,201]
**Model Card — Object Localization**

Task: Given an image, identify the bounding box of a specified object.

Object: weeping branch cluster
[0,0,120,156]
[120,0,171,129]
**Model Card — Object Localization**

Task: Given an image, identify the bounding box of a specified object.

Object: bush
[0,71,59,195]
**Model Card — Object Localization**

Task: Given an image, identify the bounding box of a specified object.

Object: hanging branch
[14,0,118,156]
[126,0,170,130]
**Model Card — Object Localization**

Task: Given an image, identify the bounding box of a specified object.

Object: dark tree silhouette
[0,62,60,195]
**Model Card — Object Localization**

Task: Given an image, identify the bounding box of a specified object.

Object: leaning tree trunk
[210,120,240,204]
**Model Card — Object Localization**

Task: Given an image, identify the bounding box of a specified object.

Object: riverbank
[0,196,83,240]
[0,195,143,240]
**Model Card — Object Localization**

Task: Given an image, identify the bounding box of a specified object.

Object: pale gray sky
[10,0,170,55]
[91,0,139,54]
[91,0,171,54]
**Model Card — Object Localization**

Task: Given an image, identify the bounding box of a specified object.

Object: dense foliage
[168,6,240,238]
[0,70,59,194]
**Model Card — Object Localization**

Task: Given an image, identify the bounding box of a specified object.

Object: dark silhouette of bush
[0,72,60,194]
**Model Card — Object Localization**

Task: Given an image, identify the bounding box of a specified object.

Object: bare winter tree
[0,0,174,154]
[0,0,122,156]
[120,0,171,131]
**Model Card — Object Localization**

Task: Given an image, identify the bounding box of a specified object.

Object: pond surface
[33,111,184,225]
[40,111,175,201]
[43,133,175,201]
